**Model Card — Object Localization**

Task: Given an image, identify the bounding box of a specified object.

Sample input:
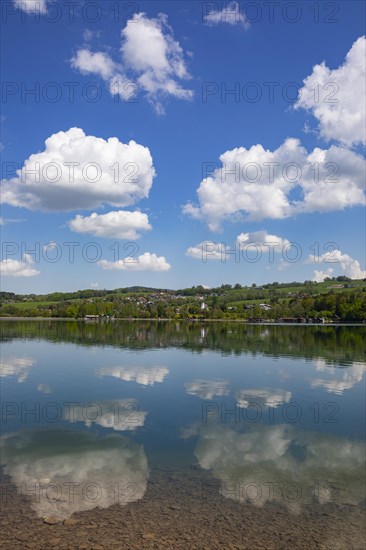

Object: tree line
[1,288,365,322]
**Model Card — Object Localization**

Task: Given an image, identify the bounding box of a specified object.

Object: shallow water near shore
[1,320,365,549]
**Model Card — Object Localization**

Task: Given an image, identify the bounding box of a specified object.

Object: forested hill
[1,277,366,322]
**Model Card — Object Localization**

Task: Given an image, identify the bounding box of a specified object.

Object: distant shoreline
[0,317,364,326]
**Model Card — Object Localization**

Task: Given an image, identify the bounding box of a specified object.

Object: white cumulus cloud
[98,252,171,272]
[71,13,193,114]
[1,128,155,211]
[308,249,366,280]
[295,36,366,147]
[186,233,291,262]
[13,0,47,13]
[186,241,226,261]
[0,254,40,277]
[204,1,250,29]
[71,49,117,80]
[183,138,365,230]
[313,268,334,283]
[236,230,290,252]
[68,210,152,240]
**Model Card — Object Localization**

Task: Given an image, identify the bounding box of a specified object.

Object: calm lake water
[1,321,365,546]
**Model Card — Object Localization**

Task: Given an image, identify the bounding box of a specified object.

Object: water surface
[1,321,365,547]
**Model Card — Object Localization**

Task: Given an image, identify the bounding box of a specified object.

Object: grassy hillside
[1,278,365,322]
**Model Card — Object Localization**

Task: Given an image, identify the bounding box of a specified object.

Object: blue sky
[1,0,365,292]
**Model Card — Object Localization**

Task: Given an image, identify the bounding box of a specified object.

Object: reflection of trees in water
[1,321,365,364]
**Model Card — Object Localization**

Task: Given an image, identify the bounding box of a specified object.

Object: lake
[1,320,365,549]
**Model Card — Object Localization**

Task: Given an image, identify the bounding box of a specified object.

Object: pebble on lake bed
[43,517,60,525]
[63,518,79,526]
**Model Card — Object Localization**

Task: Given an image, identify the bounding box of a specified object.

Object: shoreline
[0,317,364,326]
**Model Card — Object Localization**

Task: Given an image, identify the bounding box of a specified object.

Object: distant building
[281,317,306,323]
[259,304,272,311]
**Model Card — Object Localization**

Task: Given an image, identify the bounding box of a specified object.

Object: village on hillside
[1,277,365,323]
